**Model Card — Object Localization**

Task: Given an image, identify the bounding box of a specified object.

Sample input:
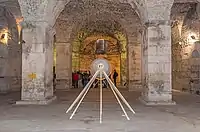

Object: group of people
[72,71,91,88]
[72,70,118,89]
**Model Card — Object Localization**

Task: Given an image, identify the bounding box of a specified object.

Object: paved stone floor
[1,88,200,132]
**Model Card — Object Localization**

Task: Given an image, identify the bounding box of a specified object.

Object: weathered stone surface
[17,21,55,104]
[0,0,199,105]
[141,16,175,104]
[56,42,72,90]
[0,6,21,93]
[18,0,48,21]
[172,3,200,92]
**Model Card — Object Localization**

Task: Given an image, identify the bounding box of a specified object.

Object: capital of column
[56,42,71,46]
[144,20,171,27]
[142,19,172,47]
[145,0,174,22]
[20,20,50,31]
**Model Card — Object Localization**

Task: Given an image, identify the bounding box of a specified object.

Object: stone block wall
[126,28,142,91]
[55,20,73,90]
[172,6,200,92]
[0,7,21,93]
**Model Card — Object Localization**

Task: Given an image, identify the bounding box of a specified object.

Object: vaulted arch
[44,0,147,27]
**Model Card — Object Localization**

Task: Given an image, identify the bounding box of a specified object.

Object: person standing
[53,66,56,92]
[113,70,118,86]
[73,72,79,88]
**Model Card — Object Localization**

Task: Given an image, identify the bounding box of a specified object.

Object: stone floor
[0,88,200,132]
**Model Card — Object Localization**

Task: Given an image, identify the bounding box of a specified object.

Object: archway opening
[72,31,127,87]
[54,0,143,92]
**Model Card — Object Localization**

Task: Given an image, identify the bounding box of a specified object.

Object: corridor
[0,89,200,132]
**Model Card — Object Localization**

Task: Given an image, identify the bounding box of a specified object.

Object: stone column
[140,20,175,105]
[56,42,72,90]
[16,21,56,105]
[44,27,56,97]
[127,34,142,91]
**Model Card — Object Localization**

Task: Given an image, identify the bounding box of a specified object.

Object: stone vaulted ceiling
[57,0,141,35]
[0,0,199,22]
[0,0,21,18]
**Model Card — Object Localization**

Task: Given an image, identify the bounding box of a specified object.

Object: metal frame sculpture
[66,60,135,123]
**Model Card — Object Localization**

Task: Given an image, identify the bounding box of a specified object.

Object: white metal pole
[100,70,103,124]
[103,71,135,114]
[103,72,130,120]
[69,71,98,119]
[66,70,100,113]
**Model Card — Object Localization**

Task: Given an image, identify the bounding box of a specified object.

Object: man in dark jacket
[113,70,118,86]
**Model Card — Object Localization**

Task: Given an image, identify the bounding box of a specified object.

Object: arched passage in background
[53,0,143,91]
[0,6,21,93]
[16,0,177,105]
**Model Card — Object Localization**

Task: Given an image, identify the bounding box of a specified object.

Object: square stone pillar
[16,22,56,105]
[140,20,175,105]
[56,42,72,90]
[127,44,142,91]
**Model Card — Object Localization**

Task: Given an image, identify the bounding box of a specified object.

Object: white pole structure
[66,59,135,123]
[103,72,130,120]
[66,70,100,114]
[69,70,100,119]
[99,64,103,123]
[103,71,136,114]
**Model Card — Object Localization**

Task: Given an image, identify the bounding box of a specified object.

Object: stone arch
[62,13,129,45]
[44,0,147,27]
[69,21,129,82]
[54,1,143,90]
[0,6,21,93]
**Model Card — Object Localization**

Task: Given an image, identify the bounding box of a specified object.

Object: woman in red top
[73,72,79,88]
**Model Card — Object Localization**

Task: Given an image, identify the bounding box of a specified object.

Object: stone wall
[126,29,142,90]
[55,20,73,90]
[172,3,200,93]
[0,7,21,93]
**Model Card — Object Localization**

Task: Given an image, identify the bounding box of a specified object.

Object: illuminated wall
[172,4,200,91]
[71,31,127,84]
